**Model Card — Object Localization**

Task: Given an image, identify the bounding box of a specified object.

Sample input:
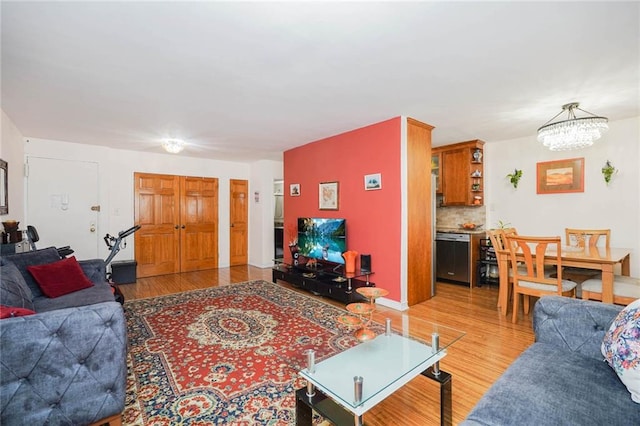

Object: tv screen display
[297,218,346,264]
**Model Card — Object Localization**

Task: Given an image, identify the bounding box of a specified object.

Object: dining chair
[581,275,640,305]
[505,234,577,323]
[565,228,611,249]
[487,228,519,311]
[563,228,611,282]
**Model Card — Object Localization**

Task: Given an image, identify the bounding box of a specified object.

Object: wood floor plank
[118,267,534,425]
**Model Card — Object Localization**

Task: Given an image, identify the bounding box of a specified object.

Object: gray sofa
[0,247,127,425]
[463,296,640,425]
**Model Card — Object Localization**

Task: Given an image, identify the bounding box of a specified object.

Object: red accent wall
[284,117,403,301]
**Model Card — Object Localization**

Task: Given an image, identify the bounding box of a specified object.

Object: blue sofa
[0,247,127,425]
[463,296,639,425]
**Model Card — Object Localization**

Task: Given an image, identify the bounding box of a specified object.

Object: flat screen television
[297,217,346,264]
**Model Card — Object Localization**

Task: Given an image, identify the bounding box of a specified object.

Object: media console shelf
[272,258,375,304]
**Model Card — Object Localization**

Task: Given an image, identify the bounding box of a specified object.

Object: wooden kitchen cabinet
[433,139,485,206]
[431,151,442,193]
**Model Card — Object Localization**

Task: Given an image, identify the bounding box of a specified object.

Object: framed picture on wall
[536,157,584,194]
[319,181,339,210]
[364,173,382,190]
[0,159,7,215]
[290,183,300,196]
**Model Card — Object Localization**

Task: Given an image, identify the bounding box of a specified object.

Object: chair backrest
[565,228,610,249]
[487,228,517,255]
[504,234,564,293]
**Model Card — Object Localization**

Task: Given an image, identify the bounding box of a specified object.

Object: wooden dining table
[497,245,632,315]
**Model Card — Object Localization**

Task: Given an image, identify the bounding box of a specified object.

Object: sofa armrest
[1,301,127,425]
[533,296,623,361]
[78,258,107,285]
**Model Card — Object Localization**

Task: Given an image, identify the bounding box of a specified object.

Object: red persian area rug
[123,280,368,425]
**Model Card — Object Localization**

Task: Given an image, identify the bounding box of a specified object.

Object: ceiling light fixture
[537,102,608,151]
[162,138,186,154]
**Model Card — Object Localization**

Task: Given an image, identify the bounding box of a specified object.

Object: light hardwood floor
[120,266,535,425]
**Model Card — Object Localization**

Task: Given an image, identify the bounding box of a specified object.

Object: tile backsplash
[436,198,486,229]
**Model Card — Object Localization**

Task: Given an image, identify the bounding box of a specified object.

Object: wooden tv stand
[272,259,375,304]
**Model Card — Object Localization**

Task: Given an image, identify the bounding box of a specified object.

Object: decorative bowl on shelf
[356,287,389,299]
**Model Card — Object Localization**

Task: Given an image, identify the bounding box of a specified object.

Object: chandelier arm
[539,109,567,128]
[573,106,602,118]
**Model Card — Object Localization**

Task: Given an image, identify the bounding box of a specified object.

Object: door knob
[181,225,185,229]
[90,226,96,232]
[175,225,179,230]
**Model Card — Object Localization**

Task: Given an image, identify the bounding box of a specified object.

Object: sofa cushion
[0,261,35,311]
[0,305,37,318]
[27,256,95,298]
[602,298,640,403]
[3,247,63,297]
[463,342,640,425]
[33,283,116,313]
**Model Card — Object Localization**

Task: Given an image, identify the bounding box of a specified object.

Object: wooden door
[229,179,248,266]
[180,176,219,272]
[134,173,180,278]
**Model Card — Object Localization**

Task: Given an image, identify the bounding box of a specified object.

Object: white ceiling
[2,1,639,162]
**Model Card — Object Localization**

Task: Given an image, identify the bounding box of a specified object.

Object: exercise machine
[103,224,141,266]
[103,224,141,304]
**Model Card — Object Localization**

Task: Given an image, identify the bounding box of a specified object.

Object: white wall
[23,137,281,268]
[485,116,639,277]
[0,109,25,222]
[249,160,283,268]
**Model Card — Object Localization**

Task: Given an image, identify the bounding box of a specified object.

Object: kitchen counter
[437,227,486,235]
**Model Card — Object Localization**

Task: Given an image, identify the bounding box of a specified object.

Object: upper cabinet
[431,151,441,193]
[432,139,485,206]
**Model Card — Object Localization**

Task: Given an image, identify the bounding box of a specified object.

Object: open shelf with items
[476,238,499,287]
[272,258,375,304]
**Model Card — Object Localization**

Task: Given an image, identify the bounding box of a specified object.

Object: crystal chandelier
[537,102,608,151]
[162,138,186,154]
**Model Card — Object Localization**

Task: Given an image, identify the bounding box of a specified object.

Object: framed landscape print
[319,181,339,210]
[364,173,382,190]
[537,157,584,194]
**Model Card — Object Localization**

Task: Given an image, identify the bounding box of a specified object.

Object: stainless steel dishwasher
[435,232,470,284]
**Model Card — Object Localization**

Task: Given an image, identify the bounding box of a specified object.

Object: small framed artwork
[290,183,300,197]
[364,173,382,190]
[536,157,585,194]
[0,159,7,215]
[319,181,339,210]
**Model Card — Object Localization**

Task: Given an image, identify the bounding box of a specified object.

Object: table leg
[601,264,614,304]
[422,367,453,426]
[296,389,314,426]
[621,254,631,276]
[295,388,357,426]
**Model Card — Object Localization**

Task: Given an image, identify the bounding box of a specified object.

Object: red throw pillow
[27,256,94,298]
[0,305,36,319]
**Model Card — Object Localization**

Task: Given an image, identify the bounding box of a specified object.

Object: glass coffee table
[279,316,464,426]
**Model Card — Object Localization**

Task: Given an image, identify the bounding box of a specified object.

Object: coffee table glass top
[278,315,464,415]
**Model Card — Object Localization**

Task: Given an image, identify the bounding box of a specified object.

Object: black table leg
[422,367,453,426]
